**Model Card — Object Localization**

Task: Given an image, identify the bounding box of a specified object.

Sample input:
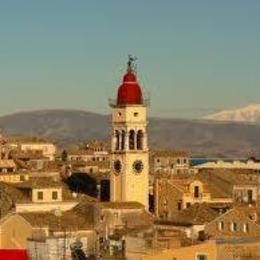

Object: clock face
[113,160,122,175]
[132,160,144,174]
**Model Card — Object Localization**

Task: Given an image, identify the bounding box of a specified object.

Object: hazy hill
[1,109,260,157]
[204,104,260,124]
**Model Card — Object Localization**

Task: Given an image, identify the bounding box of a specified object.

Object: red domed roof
[117,71,143,105]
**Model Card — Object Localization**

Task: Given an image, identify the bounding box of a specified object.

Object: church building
[110,57,149,209]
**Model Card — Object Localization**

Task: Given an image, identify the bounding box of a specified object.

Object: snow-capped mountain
[203,104,260,124]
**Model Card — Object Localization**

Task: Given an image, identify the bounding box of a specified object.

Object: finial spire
[127,54,137,73]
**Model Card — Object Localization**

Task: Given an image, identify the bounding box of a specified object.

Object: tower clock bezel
[132,160,144,174]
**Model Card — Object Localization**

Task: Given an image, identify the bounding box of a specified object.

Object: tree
[65,172,98,197]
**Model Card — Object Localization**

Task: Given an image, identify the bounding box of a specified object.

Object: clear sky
[0,0,260,118]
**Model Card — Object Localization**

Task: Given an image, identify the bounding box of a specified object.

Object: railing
[108,98,150,107]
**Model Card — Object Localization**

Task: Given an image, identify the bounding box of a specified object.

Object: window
[157,159,160,163]
[37,191,43,200]
[137,130,143,150]
[177,201,182,210]
[20,175,25,182]
[243,223,249,233]
[218,221,224,231]
[247,190,253,203]
[177,159,181,164]
[197,254,208,260]
[186,202,191,208]
[121,130,126,150]
[118,112,122,116]
[134,112,138,117]
[52,191,58,200]
[230,222,238,232]
[129,130,135,150]
[194,186,200,198]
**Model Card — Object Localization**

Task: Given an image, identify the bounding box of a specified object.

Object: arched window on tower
[137,130,144,150]
[121,130,126,150]
[129,130,135,150]
[115,130,120,150]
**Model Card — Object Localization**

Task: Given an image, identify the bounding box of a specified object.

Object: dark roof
[0,182,30,217]
[19,202,95,231]
[15,178,62,189]
[198,170,234,198]
[158,203,220,226]
[98,201,144,210]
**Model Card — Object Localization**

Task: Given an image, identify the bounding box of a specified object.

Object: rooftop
[152,150,188,158]
[19,202,95,231]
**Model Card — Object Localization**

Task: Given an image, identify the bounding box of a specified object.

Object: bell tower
[110,56,149,209]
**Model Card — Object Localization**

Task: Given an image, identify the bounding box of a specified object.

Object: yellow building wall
[0,174,29,183]
[111,105,149,209]
[112,106,147,124]
[32,188,62,203]
[0,214,33,249]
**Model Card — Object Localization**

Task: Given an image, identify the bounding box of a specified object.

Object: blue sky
[0,0,260,118]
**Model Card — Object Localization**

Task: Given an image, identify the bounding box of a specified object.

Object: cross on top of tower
[127,55,137,73]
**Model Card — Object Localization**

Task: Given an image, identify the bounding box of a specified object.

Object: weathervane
[127,54,137,73]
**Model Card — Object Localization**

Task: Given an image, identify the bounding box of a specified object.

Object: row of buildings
[1,58,260,259]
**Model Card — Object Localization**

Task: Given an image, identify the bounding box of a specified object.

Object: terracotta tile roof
[164,175,208,193]
[98,201,144,209]
[10,150,48,160]
[157,203,220,226]
[14,177,62,189]
[175,203,220,225]
[122,211,154,229]
[152,150,188,158]
[19,202,95,231]
[7,136,54,144]
[0,182,30,217]
[198,169,254,198]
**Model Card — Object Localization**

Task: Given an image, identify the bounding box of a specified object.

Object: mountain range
[204,104,260,124]
[1,109,260,157]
